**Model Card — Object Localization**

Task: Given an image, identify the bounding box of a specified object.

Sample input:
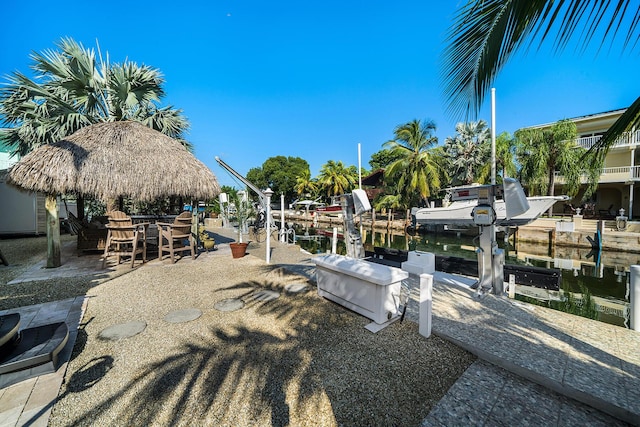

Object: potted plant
[229,191,253,258]
[205,200,220,218]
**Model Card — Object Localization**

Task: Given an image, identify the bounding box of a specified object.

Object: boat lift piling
[340,189,371,259]
[461,179,530,296]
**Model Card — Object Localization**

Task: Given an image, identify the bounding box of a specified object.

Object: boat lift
[340,189,372,258]
[215,156,279,260]
[457,178,530,296]
[215,156,272,211]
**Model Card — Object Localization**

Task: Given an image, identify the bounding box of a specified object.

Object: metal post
[491,88,496,185]
[419,273,432,338]
[400,251,435,337]
[476,227,493,292]
[492,247,504,294]
[631,265,640,330]
[332,227,338,254]
[630,183,634,219]
[280,193,285,243]
[219,192,228,227]
[265,188,273,263]
[358,143,362,189]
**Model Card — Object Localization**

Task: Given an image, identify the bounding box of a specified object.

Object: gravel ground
[0,234,104,310]
[2,233,476,426]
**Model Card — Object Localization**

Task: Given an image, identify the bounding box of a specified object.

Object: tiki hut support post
[45,194,61,268]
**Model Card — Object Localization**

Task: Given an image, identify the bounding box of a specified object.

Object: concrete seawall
[272,210,640,254]
[515,217,640,254]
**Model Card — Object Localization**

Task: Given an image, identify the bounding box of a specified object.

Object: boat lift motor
[467,178,529,296]
[341,189,371,259]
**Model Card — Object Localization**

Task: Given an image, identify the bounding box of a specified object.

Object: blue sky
[1,1,638,189]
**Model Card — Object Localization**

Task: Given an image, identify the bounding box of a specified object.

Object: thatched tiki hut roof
[7,121,220,202]
[7,120,220,268]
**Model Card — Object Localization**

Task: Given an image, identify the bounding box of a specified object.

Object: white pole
[265,188,274,263]
[491,88,496,185]
[332,227,338,254]
[358,143,363,237]
[280,193,285,243]
[419,273,433,338]
[490,88,499,295]
[358,143,362,189]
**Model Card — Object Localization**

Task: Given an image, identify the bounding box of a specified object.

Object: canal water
[291,223,632,328]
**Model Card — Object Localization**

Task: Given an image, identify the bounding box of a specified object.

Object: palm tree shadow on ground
[55,276,475,426]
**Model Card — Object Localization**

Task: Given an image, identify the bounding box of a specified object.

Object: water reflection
[291,223,631,327]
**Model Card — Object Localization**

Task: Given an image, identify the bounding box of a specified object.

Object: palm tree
[317,160,357,198]
[0,37,190,157]
[294,169,319,198]
[442,1,640,154]
[515,120,601,212]
[444,120,491,185]
[383,119,441,209]
[0,38,190,267]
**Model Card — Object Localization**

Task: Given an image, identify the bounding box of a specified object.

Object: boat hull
[412,196,567,227]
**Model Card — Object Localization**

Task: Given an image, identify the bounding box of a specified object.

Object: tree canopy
[0,37,190,156]
[383,119,441,209]
[246,156,310,203]
[444,120,491,185]
[515,119,601,200]
[317,160,357,199]
[369,148,405,170]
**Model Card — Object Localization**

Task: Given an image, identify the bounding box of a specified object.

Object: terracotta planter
[230,242,248,258]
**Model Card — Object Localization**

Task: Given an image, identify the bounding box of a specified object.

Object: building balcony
[555,165,640,184]
[576,130,640,150]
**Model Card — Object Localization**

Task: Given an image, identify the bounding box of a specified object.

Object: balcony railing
[554,165,640,183]
[577,130,640,150]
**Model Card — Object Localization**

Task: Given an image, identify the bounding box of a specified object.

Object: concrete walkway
[1,228,638,426]
[408,275,639,426]
[0,297,86,427]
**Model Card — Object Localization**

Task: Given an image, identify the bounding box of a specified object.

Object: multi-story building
[528,108,639,219]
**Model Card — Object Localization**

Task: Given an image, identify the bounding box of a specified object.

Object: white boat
[411,195,568,227]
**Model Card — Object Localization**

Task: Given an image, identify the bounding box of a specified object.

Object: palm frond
[442,0,639,119]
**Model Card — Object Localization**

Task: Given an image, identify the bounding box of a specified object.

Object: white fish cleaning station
[313,179,531,334]
[313,189,434,334]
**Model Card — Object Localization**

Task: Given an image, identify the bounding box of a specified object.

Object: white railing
[577,130,640,150]
[554,165,640,183]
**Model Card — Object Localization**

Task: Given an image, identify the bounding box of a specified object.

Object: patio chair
[101,211,148,268]
[157,211,196,263]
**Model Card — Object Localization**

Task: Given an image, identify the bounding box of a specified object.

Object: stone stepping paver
[98,321,146,341]
[214,298,245,312]
[284,283,309,294]
[164,309,202,324]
